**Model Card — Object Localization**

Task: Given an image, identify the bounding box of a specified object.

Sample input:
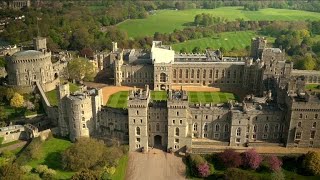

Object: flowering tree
[266,155,282,172]
[218,149,242,168]
[242,149,262,170]
[302,151,320,175]
[197,163,210,178]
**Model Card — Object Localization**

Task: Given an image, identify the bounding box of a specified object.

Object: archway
[160,84,166,90]
[154,135,162,148]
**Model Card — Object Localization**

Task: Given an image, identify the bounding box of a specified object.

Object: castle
[52,37,320,153]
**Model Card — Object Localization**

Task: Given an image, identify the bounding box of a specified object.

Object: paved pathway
[125,149,186,180]
[0,141,27,153]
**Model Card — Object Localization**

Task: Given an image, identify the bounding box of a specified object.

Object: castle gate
[154,135,162,148]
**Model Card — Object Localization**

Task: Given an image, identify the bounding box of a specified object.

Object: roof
[12,50,43,58]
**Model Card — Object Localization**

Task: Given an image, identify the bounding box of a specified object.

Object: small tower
[57,83,70,137]
[33,37,47,51]
[251,37,267,59]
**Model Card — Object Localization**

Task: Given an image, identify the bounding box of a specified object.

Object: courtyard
[125,149,186,180]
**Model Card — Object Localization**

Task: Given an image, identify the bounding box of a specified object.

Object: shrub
[218,149,242,168]
[241,149,262,170]
[42,168,56,179]
[35,165,49,174]
[270,170,285,180]
[0,163,24,180]
[71,169,99,180]
[302,151,320,175]
[265,155,282,172]
[197,163,210,178]
[20,165,32,174]
[224,168,258,180]
[188,154,207,177]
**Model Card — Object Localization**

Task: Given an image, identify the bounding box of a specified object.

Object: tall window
[203,70,206,78]
[227,70,230,78]
[222,70,225,78]
[298,122,302,127]
[264,124,269,133]
[204,124,208,132]
[210,70,213,78]
[310,131,316,139]
[136,127,140,135]
[179,69,182,78]
[312,122,317,128]
[156,123,160,131]
[224,124,229,132]
[253,125,257,133]
[173,69,176,78]
[160,73,166,82]
[315,114,318,119]
[191,69,194,78]
[197,69,200,78]
[299,114,303,119]
[194,123,198,131]
[236,127,241,136]
[185,69,189,78]
[175,127,179,136]
[233,70,237,78]
[295,132,301,140]
[215,124,220,132]
[215,70,219,78]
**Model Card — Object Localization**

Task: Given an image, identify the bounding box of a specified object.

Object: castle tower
[251,37,267,59]
[33,37,47,51]
[167,90,192,152]
[57,83,70,137]
[128,86,150,152]
[113,50,124,86]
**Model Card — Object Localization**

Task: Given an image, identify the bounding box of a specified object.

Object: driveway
[125,149,186,180]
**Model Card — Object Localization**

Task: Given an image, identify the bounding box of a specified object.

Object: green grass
[118,7,320,38]
[0,140,21,148]
[188,91,237,104]
[305,84,320,90]
[107,91,129,109]
[45,82,80,106]
[26,138,74,179]
[151,91,167,101]
[173,31,275,52]
[111,155,128,180]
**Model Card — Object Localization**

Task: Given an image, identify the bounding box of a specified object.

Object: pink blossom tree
[197,163,210,178]
[266,155,282,172]
[242,149,262,170]
[218,149,242,168]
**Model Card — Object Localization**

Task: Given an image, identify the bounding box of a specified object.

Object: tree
[302,151,320,175]
[0,163,24,180]
[67,58,97,82]
[10,92,24,109]
[197,163,210,178]
[0,106,7,120]
[218,149,242,168]
[241,149,262,170]
[63,138,108,171]
[192,46,201,53]
[265,155,282,172]
[224,168,258,180]
[5,88,15,102]
[71,169,99,180]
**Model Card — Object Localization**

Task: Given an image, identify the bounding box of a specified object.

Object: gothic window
[224,124,229,132]
[215,124,220,132]
[173,69,176,78]
[264,124,269,133]
[177,111,179,116]
[194,123,198,131]
[204,123,208,132]
[312,122,317,128]
[185,69,189,78]
[191,69,194,78]
[179,69,182,78]
[156,123,160,131]
[197,69,200,79]
[236,127,241,136]
[298,122,302,127]
[295,132,301,140]
[215,70,219,78]
[136,127,140,135]
[203,70,206,78]
[160,73,166,82]
[136,111,139,115]
[209,70,213,78]
[175,127,179,136]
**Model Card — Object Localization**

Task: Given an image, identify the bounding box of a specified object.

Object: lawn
[0,140,21,148]
[151,91,167,101]
[26,137,74,179]
[305,84,320,90]
[188,91,237,104]
[117,7,320,38]
[111,155,129,180]
[172,31,275,52]
[106,91,129,109]
[45,82,80,106]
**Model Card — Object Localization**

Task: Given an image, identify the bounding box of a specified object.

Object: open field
[117,7,320,38]
[172,31,275,52]
[188,91,237,104]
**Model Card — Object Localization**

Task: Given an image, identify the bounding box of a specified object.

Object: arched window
[185,69,189,78]
[313,122,317,128]
[298,122,302,127]
[224,124,229,132]
[193,123,198,131]
[315,114,318,119]
[197,69,200,78]
[264,124,269,132]
[175,127,179,136]
[179,69,182,78]
[204,123,208,132]
[136,127,140,135]
[173,69,176,78]
[215,124,220,132]
[160,73,166,82]
[156,123,160,131]
[299,114,303,119]
[253,125,257,133]
[191,69,194,78]
[236,127,241,136]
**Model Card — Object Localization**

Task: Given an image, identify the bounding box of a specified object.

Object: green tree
[67,58,97,82]
[10,92,24,109]
[303,151,320,175]
[71,169,99,180]
[0,163,24,180]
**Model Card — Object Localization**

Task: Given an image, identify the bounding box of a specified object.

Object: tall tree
[10,93,24,109]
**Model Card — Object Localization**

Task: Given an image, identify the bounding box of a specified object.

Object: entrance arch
[154,135,162,148]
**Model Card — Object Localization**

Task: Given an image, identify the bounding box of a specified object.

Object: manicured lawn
[188,91,237,104]
[151,91,167,101]
[118,7,320,38]
[0,102,39,119]
[111,155,129,180]
[305,84,320,90]
[172,31,275,52]
[45,82,80,106]
[26,138,74,179]
[106,91,129,109]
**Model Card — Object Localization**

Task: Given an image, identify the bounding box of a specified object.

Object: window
[222,70,225,78]
[299,114,303,119]
[173,120,175,124]
[209,70,213,78]
[214,133,219,139]
[148,124,151,131]
[140,119,142,123]
[136,138,140,142]
[136,111,139,115]
[298,122,302,127]
[203,70,206,78]
[264,124,269,133]
[178,69,182,78]
[215,124,220,132]
[227,70,230,78]
[204,124,208,132]
[312,122,317,128]
[236,138,240,143]
[136,127,141,135]
[224,124,229,132]
[236,127,241,136]
[315,114,318,119]
[215,70,219,78]
[175,128,179,136]
[197,69,200,78]
[193,123,198,131]
[274,124,279,132]
[173,69,176,78]
[133,119,135,123]
[180,120,182,124]
[160,73,166,82]
[177,111,179,116]
[233,70,237,78]
[82,124,86,128]
[185,69,189,78]
[295,132,302,140]
[175,138,179,143]
[262,134,268,139]
[156,123,160,131]
[191,69,194,78]
[204,133,208,138]
[310,131,316,139]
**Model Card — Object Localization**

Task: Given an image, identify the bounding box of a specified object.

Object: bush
[218,149,242,168]
[71,169,99,180]
[188,154,207,177]
[302,151,320,175]
[197,163,210,178]
[224,168,259,180]
[20,165,32,174]
[0,163,24,180]
[241,149,262,170]
[270,170,285,180]
[35,165,49,174]
[264,155,282,172]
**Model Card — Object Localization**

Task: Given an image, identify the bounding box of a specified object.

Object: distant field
[188,91,237,104]
[117,7,320,38]
[172,31,275,52]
